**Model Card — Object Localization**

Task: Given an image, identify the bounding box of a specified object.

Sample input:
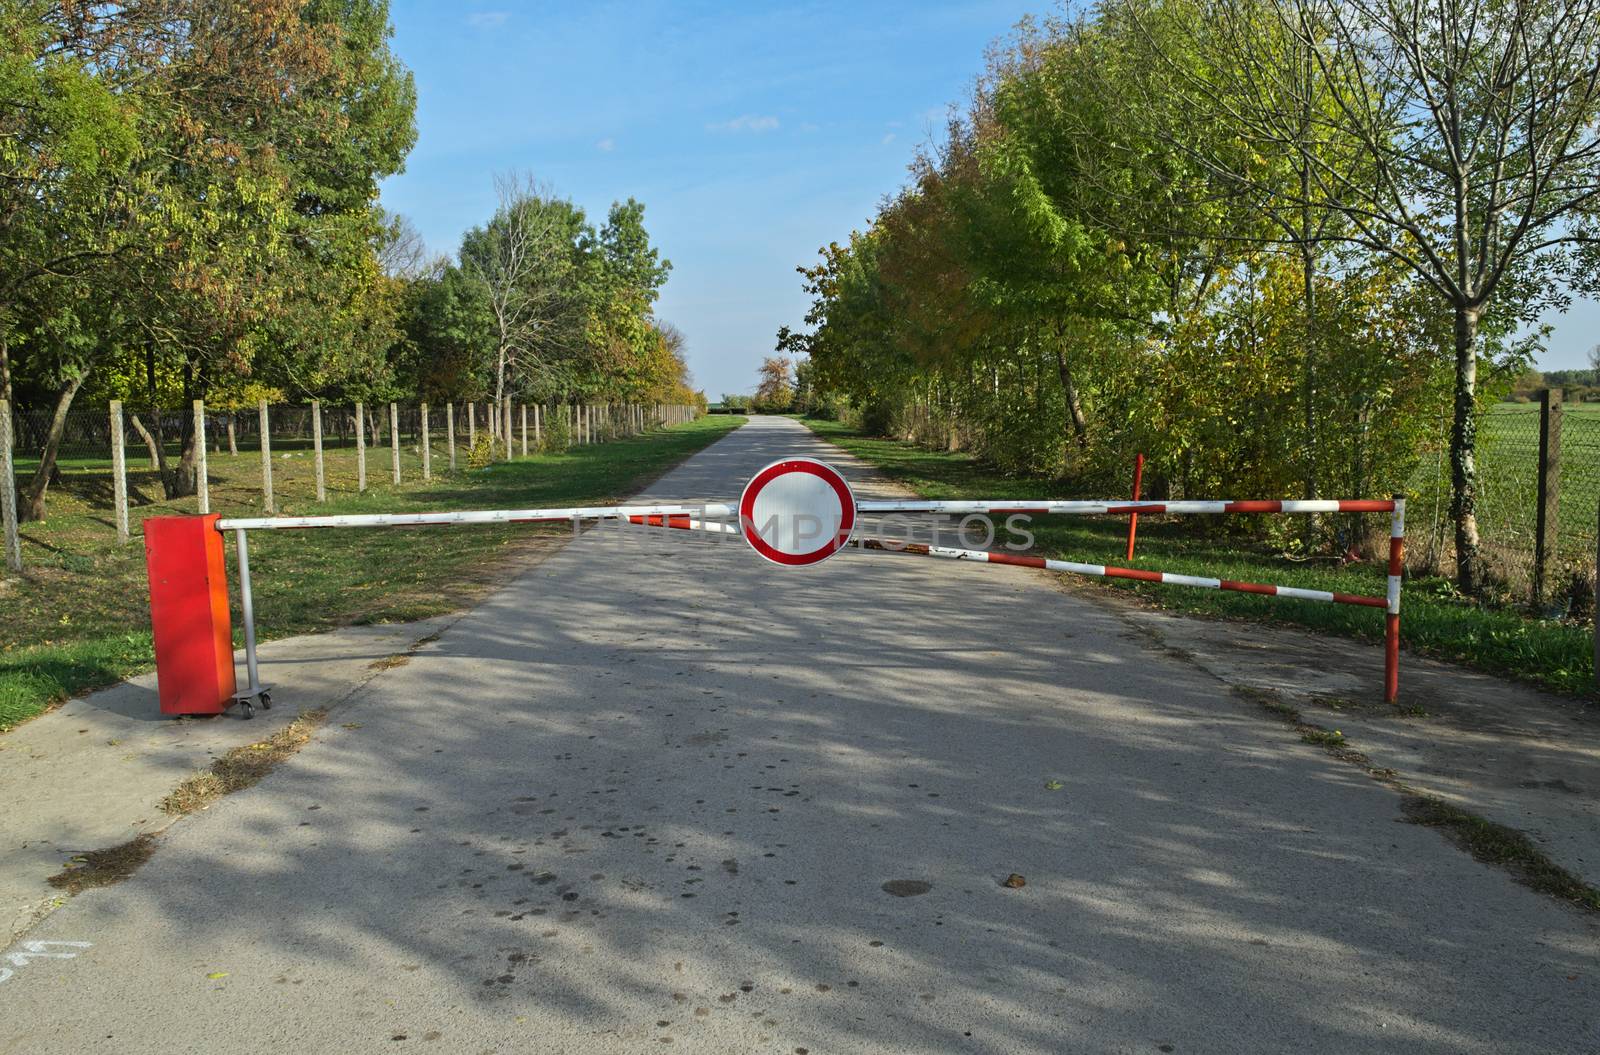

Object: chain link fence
[1409,400,1599,615]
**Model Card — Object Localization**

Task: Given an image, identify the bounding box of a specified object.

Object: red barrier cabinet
[144,514,236,715]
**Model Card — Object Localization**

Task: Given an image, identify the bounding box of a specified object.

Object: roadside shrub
[466,433,495,469]
[540,414,571,451]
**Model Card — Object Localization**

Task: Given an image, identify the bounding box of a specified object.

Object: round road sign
[739,458,857,567]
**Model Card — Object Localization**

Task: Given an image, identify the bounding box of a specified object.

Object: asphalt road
[2,416,1596,1055]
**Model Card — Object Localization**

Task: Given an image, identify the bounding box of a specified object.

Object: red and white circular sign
[739,459,857,567]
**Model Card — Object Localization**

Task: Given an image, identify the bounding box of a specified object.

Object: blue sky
[379,1,1597,398]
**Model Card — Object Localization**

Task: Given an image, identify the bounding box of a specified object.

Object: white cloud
[706,114,780,134]
[881,132,897,145]
[466,11,509,29]
[596,138,616,152]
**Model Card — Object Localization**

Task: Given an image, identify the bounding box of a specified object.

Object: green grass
[0,415,746,731]
[803,416,1597,700]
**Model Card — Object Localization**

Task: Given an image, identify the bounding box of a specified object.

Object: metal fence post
[356,401,367,492]
[390,401,401,485]
[0,399,17,572]
[193,398,209,514]
[421,403,431,480]
[312,399,326,501]
[110,400,129,545]
[258,398,274,513]
[1534,388,1563,607]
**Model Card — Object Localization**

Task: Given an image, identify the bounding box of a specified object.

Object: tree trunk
[129,413,162,469]
[22,374,86,521]
[142,345,181,497]
[495,341,507,410]
[1054,349,1089,450]
[1449,305,1484,594]
[165,364,198,498]
[1300,242,1319,500]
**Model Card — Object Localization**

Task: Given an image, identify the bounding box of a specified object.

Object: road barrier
[144,460,1405,717]
[857,495,1406,703]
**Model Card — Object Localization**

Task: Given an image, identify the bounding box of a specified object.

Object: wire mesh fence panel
[1556,409,1600,614]
[1407,402,1599,615]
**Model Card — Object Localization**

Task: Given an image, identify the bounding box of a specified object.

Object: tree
[459,173,586,406]
[1125,0,1600,593]
[754,357,795,411]
[0,1,142,518]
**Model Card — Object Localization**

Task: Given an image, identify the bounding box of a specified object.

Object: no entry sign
[739,458,857,566]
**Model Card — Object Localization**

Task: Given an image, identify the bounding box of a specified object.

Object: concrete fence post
[533,404,542,448]
[520,404,528,457]
[503,396,513,460]
[0,399,18,572]
[390,402,401,485]
[258,398,274,514]
[1534,388,1563,607]
[468,402,477,452]
[193,399,209,514]
[447,403,456,470]
[110,400,129,545]
[312,399,326,501]
[421,403,431,480]
[355,400,367,492]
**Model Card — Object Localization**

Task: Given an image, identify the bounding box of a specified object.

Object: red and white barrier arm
[624,513,741,535]
[856,498,1397,516]
[861,539,1389,608]
[215,503,736,532]
[863,492,1407,704]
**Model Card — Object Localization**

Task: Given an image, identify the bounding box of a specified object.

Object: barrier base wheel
[259,692,272,710]
[240,701,255,720]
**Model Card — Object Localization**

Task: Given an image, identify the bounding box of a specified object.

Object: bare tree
[1125,0,1600,594]
[378,211,435,280]
[459,172,579,403]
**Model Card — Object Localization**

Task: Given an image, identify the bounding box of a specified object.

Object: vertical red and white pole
[1385,496,1406,703]
[1126,453,1145,563]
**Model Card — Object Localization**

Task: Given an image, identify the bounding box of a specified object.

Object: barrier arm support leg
[1385,497,1406,704]
[233,527,272,716]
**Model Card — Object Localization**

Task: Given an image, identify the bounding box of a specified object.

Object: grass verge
[1,416,746,731]
[802,417,1596,699]
[161,708,330,815]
